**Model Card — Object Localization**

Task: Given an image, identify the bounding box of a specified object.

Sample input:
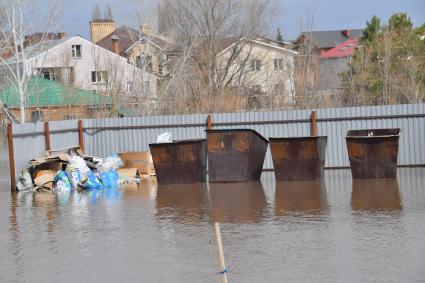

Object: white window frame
[91,71,108,84]
[250,59,262,71]
[274,59,284,71]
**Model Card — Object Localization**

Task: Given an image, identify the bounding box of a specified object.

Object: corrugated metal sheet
[9,103,425,178]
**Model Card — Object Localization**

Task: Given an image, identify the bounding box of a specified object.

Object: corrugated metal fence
[7,103,425,186]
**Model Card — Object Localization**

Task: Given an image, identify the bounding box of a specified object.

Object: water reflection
[156,183,208,222]
[209,181,267,223]
[275,180,327,216]
[122,178,157,201]
[351,179,401,211]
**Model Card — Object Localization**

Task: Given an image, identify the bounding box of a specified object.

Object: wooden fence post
[78,119,84,153]
[7,123,16,191]
[44,121,51,152]
[311,111,317,136]
[207,114,212,130]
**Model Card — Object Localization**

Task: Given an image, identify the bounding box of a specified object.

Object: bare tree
[104,4,113,20]
[92,4,101,20]
[0,0,62,123]
[161,0,278,113]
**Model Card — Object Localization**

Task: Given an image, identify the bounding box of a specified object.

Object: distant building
[216,36,297,107]
[90,19,116,43]
[294,29,363,96]
[295,29,363,55]
[319,38,360,91]
[0,35,156,98]
[95,24,183,93]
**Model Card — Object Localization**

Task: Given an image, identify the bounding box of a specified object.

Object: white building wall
[25,36,156,97]
[219,40,296,101]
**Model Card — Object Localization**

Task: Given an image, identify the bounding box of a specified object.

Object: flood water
[1,138,425,282]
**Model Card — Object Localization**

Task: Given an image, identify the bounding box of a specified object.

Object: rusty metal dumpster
[206,129,268,182]
[346,128,400,179]
[149,139,207,185]
[270,136,327,181]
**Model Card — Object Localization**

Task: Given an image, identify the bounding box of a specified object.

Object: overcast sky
[59,0,425,40]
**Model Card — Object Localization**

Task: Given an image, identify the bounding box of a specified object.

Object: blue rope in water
[216,267,228,275]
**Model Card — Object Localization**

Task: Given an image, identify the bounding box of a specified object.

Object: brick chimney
[140,23,153,35]
[111,35,120,55]
[342,29,350,37]
[58,32,67,39]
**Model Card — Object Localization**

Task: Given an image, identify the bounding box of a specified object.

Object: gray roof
[300,29,363,49]
[1,37,71,65]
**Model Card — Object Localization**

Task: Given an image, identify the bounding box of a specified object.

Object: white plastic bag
[97,153,123,173]
[68,155,91,178]
[156,132,172,143]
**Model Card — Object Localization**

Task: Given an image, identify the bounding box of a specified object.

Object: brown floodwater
[0,136,425,282]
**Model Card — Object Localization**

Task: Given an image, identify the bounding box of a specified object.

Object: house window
[274,59,284,70]
[251,84,262,92]
[127,82,134,93]
[250,60,262,71]
[91,71,108,83]
[72,45,82,58]
[136,56,142,68]
[39,68,57,81]
[146,55,152,72]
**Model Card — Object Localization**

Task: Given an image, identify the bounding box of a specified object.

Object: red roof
[320,38,359,59]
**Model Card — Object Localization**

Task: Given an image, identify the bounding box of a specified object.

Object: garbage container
[149,139,207,184]
[206,129,268,182]
[346,128,400,179]
[270,136,327,181]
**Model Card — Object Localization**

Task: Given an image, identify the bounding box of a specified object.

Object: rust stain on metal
[207,134,222,151]
[270,136,327,181]
[233,132,249,152]
[299,141,316,159]
[348,142,365,158]
[346,128,400,179]
[149,139,207,185]
[177,143,196,162]
[206,129,268,182]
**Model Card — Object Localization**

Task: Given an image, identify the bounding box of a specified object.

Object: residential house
[295,29,363,55]
[0,77,111,123]
[319,38,360,93]
[95,25,183,92]
[0,35,157,102]
[294,29,363,97]
[217,36,297,107]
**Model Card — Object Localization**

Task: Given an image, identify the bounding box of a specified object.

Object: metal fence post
[44,121,51,151]
[311,111,317,136]
[78,119,84,153]
[207,114,212,130]
[7,123,16,191]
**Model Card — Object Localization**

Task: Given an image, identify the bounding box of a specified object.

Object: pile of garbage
[16,146,142,192]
